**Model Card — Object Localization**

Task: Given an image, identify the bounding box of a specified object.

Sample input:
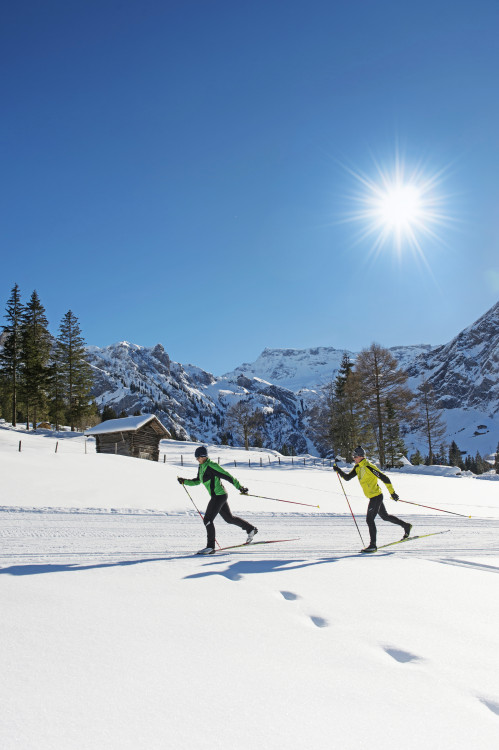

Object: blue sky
[1,0,498,374]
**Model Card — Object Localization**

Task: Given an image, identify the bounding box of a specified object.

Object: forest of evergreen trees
[0,284,98,431]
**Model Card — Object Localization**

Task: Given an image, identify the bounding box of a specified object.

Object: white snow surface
[1,426,499,749]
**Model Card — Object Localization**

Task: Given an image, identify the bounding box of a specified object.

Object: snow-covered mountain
[86,342,311,453]
[82,300,499,457]
[403,301,499,456]
[225,343,437,398]
[405,301,499,414]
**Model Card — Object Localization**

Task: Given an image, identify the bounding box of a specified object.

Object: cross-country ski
[215,538,301,552]
[360,529,451,553]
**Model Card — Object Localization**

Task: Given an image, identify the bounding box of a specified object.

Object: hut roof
[85,414,169,436]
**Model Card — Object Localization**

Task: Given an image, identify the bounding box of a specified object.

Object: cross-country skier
[333,446,412,553]
[177,446,258,555]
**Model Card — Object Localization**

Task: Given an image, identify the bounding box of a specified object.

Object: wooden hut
[85,414,170,461]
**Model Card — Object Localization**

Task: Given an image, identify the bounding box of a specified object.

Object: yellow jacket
[336,458,395,499]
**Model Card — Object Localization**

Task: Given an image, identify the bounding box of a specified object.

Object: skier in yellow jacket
[333,446,412,553]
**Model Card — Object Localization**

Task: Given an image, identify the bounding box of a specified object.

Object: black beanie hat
[352,446,365,458]
[194,446,208,458]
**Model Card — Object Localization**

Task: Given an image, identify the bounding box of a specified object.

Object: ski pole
[333,465,365,546]
[181,483,221,549]
[397,498,471,518]
[247,493,319,509]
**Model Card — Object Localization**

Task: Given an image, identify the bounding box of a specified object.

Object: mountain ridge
[84,300,499,457]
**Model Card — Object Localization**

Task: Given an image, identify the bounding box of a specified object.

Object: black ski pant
[366,494,407,545]
[204,493,254,549]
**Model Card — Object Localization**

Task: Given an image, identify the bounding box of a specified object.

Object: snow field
[1,427,499,749]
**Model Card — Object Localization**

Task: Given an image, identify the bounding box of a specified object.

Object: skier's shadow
[183,555,361,581]
[0,553,369,578]
[0,556,190,576]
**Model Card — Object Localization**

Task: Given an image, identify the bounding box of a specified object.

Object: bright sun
[340,150,453,264]
[375,183,422,230]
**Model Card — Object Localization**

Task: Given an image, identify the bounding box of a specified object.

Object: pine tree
[312,354,364,459]
[410,449,423,465]
[0,284,25,425]
[101,405,118,422]
[474,451,487,475]
[464,454,474,472]
[20,291,51,429]
[355,343,415,468]
[495,442,499,475]
[56,311,94,431]
[448,441,464,469]
[331,353,363,457]
[47,355,66,431]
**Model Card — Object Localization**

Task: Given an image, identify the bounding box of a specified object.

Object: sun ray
[335,149,455,268]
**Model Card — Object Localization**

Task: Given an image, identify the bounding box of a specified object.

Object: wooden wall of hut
[95,421,165,461]
[128,422,163,461]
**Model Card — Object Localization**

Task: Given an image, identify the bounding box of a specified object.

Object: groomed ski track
[1,510,498,569]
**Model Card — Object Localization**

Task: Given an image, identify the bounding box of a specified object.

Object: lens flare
[338,149,455,268]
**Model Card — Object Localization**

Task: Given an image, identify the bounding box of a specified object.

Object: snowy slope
[406,300,499,415]
[1,427,499,750]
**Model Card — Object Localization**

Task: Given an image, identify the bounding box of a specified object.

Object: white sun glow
[340,151,453,266]
[375,183,422,230]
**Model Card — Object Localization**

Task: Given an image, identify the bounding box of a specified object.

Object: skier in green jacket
[177,446,257,555]
[333,446,412,553]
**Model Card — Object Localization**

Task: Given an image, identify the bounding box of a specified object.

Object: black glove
[177,477,185,485]
[333,464,339,472]
[391,492,399,501]
[240,486,248,495]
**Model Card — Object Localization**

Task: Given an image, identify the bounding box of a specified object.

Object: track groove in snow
[0,512,497,567]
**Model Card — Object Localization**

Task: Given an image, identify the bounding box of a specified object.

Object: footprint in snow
[280,590,300,601]
[479,697,499,716]
[309,615,329,628]
[279,590,329,628]
[384,647,420,664]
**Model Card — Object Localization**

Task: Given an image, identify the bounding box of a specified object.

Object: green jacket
[336,458,395,499]
[184,459,243,497]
